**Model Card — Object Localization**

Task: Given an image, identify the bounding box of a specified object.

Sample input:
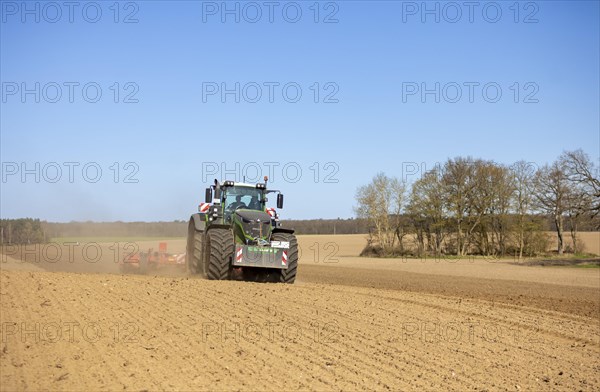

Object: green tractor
[186,177,298,283]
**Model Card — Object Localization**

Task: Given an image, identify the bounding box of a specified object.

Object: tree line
[0,218,46,244]
[355,149,599,258]
[0,218,369,244]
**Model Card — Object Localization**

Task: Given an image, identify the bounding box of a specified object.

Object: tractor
[186,177,298,283]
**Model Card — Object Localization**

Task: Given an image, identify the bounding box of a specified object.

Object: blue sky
[1,0,599,221]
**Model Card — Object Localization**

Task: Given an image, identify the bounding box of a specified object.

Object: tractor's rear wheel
[271,232,298,284]
[206,228,234,280]
[186,221,203,275]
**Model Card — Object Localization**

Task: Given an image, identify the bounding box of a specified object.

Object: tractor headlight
[211,205,222,218]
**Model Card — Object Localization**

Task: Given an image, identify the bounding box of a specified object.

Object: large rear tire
[186,221,203,275]
[271,232,298,284]
[206,228,234,280]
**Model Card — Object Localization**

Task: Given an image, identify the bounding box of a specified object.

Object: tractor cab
[203,178,284,217]
[201,177,285,245]
[222,184,266,216]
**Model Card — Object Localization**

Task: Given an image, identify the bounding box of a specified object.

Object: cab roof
[224,182,255,188]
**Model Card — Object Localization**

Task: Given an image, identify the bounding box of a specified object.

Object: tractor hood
[233,209,272,243]
[234,209,271,223]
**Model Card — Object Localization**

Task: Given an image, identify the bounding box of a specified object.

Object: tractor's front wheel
[206,228,234,280]
[186,221,203,275]
[271,232,298,284]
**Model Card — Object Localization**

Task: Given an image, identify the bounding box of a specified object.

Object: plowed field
[1,234,599,391]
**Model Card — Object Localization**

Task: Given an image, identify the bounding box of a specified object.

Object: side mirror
[277,194,284,209]
[205,188,212,203]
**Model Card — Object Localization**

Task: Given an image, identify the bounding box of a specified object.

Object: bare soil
[1,234,599,391]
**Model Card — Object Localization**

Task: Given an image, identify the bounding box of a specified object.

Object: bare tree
[534,161,571,254]
[468,160,494,255]
[442,157,477,256]
[390,178,408,253]
[407,167,447,255]
[565,189,591,253]
[510,161,537,259]
[355,173,406,254]
[487,164,515,256]
[561,149,600,227]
